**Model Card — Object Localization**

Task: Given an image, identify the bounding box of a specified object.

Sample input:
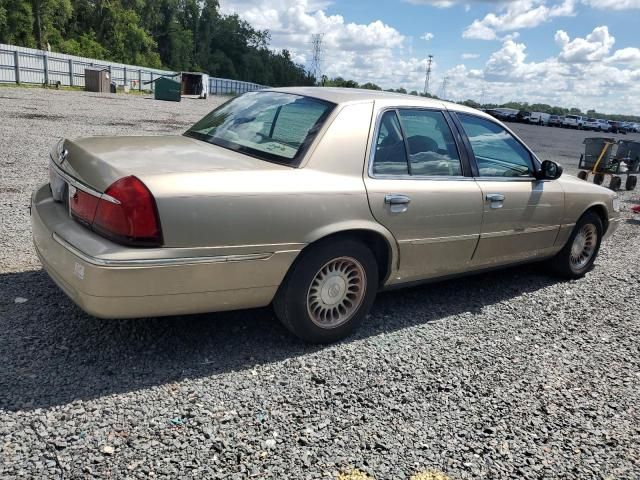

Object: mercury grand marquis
[31,88,621,342]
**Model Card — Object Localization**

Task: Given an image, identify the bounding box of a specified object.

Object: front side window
[457,113,534,177]
[372,109,462,177]
[185,91,334,165]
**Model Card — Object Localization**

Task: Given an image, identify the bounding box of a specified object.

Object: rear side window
[373,111,409,176]
[397,110,462,176]
[372,109,462,177]
[457,113,534,177]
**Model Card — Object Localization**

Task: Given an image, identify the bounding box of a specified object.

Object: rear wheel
[577,171,588,181]
[550,212,603,279]
[593,173,605,185]
[626,175,638,191]
[273,239,378,343]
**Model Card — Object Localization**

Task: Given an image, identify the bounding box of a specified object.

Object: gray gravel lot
[1,87,639,479]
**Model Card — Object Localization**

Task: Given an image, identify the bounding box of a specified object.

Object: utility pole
[423,54,433,96]
[310,34,324,84]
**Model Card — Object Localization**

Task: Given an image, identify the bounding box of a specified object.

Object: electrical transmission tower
[310,33,324,83]
[423,54,433,96]
[439,76,449,100]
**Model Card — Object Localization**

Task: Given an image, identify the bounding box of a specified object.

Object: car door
[364,107,483,283]
[453,112,564,266]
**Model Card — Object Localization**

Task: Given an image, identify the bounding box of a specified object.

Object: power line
[310,33,324,83]
[423,54,433,96]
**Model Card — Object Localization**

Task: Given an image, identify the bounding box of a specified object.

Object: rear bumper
[31,184,299,318]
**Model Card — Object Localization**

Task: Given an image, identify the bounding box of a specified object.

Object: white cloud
[463,0,576,40]
[406,0,503,7]
[219,1,640,113]
[443,26,640,113]
[607,47,640,65]
[581,0,640,9]
[219,0,430,88]
[410,0,640,9]
[555,26,615,63]
[421,32,435,41]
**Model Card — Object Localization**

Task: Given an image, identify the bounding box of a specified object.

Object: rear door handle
[485,193,505,202]
[384,194,411,213]
[385,194,411,205]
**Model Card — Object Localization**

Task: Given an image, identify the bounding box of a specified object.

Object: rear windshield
[185,91,335,166]
[566,115,579,120]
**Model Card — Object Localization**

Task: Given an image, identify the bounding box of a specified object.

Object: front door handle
[485,193,505,209]
[485,193,505,202]
[385,194,411,205]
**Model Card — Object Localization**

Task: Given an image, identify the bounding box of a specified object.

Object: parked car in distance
[548,115,564,127]
[485,108,518,121]
[562,115,586,129]
[31,88,621,343]
[608,121,628,134]
[529,112,551,125]
[622,122,637,133]
[584,118,611,132]
[516,110,531,123]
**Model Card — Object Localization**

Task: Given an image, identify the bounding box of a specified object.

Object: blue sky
[220,0,640,114]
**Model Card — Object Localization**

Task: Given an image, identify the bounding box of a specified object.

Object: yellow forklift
[577,138,639,191]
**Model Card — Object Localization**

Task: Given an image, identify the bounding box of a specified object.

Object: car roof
[265,86,449,108]
[262,86,501,121]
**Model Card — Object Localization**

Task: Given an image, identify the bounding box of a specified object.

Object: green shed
[154,76,182,102]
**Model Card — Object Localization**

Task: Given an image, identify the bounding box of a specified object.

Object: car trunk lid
[53,135,285,192]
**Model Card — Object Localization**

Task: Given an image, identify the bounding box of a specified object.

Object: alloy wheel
[306,256,366,329]
[570,223,597,270]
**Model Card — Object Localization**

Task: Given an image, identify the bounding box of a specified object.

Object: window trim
[368,106,473,180]
[451,111,542,181]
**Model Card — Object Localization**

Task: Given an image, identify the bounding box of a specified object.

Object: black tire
[626,175,638,191]
[550,211,603,279]
[577,171,588,181]
[593,173,605,185]
[273,238,378,343]
[609,176,622,191]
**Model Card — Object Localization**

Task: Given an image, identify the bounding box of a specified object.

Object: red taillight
[70,188,100,225]
[68,176,162,247]
[93,176,162,247]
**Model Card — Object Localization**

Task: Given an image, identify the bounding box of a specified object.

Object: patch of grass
[0,82,151,95]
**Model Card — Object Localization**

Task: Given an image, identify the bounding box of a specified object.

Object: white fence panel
[0,43,267,95]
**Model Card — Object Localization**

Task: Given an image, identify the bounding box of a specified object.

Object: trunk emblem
[59,149,68,164]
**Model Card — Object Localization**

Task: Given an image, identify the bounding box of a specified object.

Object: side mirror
[538,160,563,180]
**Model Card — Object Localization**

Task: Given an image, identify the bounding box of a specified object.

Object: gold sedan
[31,88,621,342]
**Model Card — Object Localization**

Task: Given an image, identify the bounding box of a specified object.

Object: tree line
[0,0,315,86]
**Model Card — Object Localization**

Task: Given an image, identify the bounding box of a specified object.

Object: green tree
[0,0,36,46]
[360,82,381,90]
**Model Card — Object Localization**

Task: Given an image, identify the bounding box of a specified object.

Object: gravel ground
[1,87,639,479]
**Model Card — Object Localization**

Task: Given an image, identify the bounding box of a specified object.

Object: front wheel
[550,212,603,279]
[273,239,379,343]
